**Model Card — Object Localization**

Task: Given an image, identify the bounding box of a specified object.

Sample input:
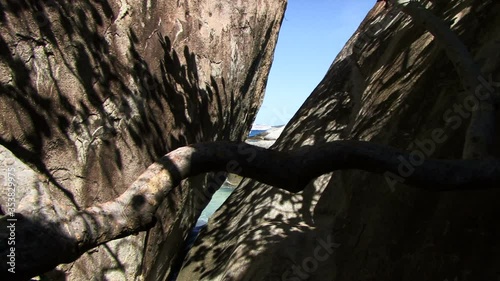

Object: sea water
[196,184,235,226]
[168,183,235,280]
[248,129,267,137]
[169,130,262,279]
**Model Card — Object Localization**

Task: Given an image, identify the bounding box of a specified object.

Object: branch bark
[2,141,500,279]
[390,0,496,159]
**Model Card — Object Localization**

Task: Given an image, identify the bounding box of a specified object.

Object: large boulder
[0,0,286,280]
[179,0,500,280]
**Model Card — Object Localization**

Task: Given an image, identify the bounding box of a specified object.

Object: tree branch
[389,0,496,159]
[2,141,500,279]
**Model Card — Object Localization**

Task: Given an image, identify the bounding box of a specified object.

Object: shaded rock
[179,0,500,280]
[0,0,286,279]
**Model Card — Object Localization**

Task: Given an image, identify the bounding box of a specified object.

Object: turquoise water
[196,184,235,226]
[168,184,235,280]
[248,129,267,137]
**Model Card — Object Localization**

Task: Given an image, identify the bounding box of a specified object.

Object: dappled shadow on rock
[0,213,77,281]
[179,0,500,280]
[0,0,285,279]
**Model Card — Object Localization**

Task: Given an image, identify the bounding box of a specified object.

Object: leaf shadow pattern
[178,0,500,280]
[0,0,265,280]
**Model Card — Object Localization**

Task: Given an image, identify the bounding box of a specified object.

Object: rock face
[0,0,286,280]
[179,0,500,280]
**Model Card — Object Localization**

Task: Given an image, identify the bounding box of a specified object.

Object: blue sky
[254,0,375,126]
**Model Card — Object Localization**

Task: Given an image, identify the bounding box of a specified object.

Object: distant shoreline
[246,125,285,148]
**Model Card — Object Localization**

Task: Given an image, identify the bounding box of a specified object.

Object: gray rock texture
[179,0,500,280]
[0,0,286,280]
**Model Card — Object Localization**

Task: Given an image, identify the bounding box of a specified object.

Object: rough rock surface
[179,0,500,280]
[0,0,286,280]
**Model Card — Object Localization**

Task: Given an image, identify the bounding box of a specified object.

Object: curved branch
[390,0,496,159]
[2,141,500,279]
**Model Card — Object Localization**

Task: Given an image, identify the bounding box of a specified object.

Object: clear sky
[253,0,375,126]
